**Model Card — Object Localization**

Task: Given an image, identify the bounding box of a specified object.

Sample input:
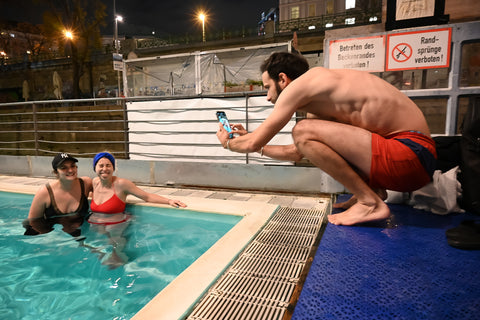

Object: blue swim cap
[93,152,115,171]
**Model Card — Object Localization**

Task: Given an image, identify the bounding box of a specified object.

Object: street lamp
[64,30,73,40]
[114,15,123,53]
[63,29,75,60]
[114,14,123,97]
[198,13,206,42]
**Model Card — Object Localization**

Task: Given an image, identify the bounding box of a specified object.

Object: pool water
[0,191,241,320]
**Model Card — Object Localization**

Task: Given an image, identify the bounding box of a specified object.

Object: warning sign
[386,28,451,71]
[329,36,385,72]
[392,43,412,63]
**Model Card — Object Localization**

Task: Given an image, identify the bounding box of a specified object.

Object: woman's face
[95,157,114,180]
[56,160,78,181]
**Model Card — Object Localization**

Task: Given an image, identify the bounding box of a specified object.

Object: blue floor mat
[292,195,480,320]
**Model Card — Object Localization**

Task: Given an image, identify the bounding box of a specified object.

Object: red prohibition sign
[392,43,412,62]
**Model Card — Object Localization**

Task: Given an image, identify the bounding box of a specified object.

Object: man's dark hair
[260,52,309,82]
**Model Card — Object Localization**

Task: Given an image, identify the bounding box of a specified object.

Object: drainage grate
[186,205,328,320]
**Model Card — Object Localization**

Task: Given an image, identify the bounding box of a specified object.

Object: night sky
[1,0,278,37]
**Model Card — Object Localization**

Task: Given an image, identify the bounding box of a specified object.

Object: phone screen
[216,111,233,138]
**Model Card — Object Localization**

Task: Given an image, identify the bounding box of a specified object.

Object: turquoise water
[0,191,241,319]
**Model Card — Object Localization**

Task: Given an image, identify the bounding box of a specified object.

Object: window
[345,18,356,25]
[308,4,316,17]
[458,42,480,133]
[291,6,300,19]
[380,69,449,90]
[412,98,448,134]
[460,41,480,87]
[346,0,356,9]
[326,0,334,14]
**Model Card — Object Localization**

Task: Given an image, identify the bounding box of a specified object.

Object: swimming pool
[0,191,243,319]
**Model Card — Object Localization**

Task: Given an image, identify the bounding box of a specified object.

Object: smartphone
[216,111,234,139]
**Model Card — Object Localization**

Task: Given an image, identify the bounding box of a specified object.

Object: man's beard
[272,81,283,103]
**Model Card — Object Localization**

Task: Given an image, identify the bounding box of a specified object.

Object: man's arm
[218,124,303,161]
[217,68,334,153]
[217,90,304,153]
[259,144,303,162]
[218,110,293,153]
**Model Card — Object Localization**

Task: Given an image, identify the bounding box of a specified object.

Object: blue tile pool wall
[292,195,480,320]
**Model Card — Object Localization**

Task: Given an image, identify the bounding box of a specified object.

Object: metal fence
[0,92,299,166]
[0,98,128,158]
[277,9,382,33]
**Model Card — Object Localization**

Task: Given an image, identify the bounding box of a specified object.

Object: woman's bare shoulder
[32,183,50,201]
[114,177,136,189]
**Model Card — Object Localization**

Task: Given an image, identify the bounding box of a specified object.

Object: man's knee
[292,119,311,144]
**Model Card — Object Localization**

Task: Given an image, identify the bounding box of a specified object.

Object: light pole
[199,13,206,42]
[63,29,79,98]
[64,29,74,57]
[114,14,123,97]
[64,30,73,41]
[114,15,123,53]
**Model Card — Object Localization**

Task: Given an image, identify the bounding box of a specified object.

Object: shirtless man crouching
[216,52,436,226]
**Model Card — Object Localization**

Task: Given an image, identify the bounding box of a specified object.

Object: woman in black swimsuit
[24,153,93,236]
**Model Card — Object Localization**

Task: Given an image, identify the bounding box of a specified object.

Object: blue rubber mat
[292,195,480,320]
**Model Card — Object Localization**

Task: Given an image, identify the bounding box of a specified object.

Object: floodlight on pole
[199,13,206,42]
[63,30,74,57]
[64,30,74,40]
[114,15,123,52]
[113,9,124,98]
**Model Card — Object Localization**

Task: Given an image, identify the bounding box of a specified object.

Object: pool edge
[131,197,279,320]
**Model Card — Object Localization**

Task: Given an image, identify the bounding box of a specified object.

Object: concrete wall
[0,155,345,195]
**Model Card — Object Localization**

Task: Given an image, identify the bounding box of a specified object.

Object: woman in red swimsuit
[88,152,186,268]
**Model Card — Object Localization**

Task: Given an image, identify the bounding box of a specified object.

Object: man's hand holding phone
[216,111,233,139]
[216,111,248,150]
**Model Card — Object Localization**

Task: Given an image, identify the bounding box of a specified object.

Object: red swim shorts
[370,131,437,192]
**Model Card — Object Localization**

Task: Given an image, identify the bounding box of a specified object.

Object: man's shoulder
[301,67,340,83]
[306,66,329,75]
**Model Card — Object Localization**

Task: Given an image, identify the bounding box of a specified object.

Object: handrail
[0,93,293,165]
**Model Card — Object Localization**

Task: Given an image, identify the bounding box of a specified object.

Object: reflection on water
[23,212,85,237]
[23,211,135,269]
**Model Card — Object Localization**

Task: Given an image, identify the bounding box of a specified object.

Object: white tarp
[127,97,295,164]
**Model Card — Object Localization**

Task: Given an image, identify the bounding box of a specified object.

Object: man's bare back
[275,67,431,138]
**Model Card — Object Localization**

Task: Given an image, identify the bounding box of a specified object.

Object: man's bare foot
[328,200,391,226]
[332,189,387,210]
[332,195,357,209]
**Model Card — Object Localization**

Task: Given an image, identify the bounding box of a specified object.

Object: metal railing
[134,10,382,49]
[277,9,382,33]
[0,92,298,166]
[0,98,128,158]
